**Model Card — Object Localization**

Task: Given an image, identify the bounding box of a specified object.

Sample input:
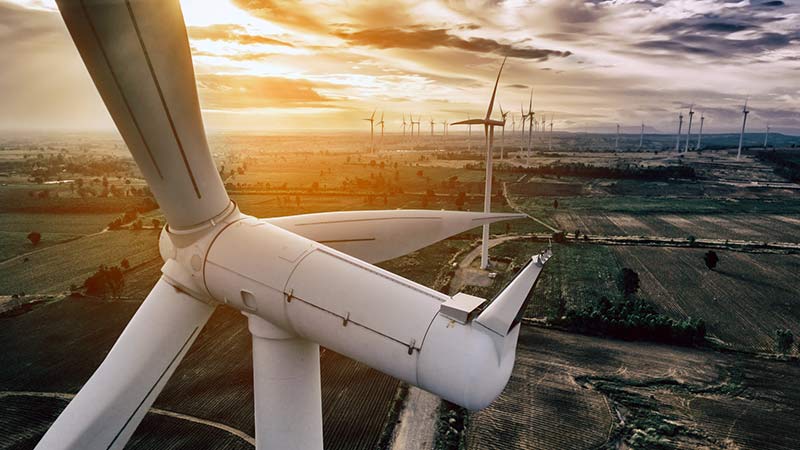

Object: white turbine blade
[485,57,506,121]
[35,277,215,450]
[266,210,524,264]
[452,119,486,126]
[56,0,229,229]
[476,250,551,336]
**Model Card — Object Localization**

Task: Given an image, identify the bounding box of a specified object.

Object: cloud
[197,74,333,109]
[187,24,294,47]
[230,0,325,32]
[333,26,571,61]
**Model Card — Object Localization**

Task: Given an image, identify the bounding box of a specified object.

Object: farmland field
[0,297,403,450]
[0,229,160,295]
[467,326,800,450]
[612,246,800,354]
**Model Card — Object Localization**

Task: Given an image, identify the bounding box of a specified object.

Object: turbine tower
[430,117,435,136]
[696,113,705,150]
[615,123,620,151]
[451,58,507,270]
[364,109,376,152]
[675,111,684,152]
[737,99,750,160]
[402,114,408,137]
[638,122,644,150]
[548,115,554,152]
[764,123,771,149]
[38,4,551,450]
[684,105,694,153]
[519,103,527,155]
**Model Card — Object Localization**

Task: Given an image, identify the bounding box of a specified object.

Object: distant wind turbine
[520,103,527,154]
[527,90,534,162]
[412,115,421,137]
[402,114,408,137]
[764,123,771,149]
[638,122,644,150]
[430,117,435,136]
[737,99,749,160]
[378,112,385,142]
[499,104,509,160]
[675,111,684,152]
[451,57,507,270]
[684,105,694,153]
[364,109,376,152]
[696,113,705,150]
[615,123,620,151]
[548,115,554,152]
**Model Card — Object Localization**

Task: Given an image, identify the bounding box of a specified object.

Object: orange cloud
[333,26,571,61]
[230,0,325,32]
[188,24,294,47]
[197,74,332,109]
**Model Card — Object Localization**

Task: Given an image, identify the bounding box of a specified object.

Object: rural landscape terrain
[1,130,799,450]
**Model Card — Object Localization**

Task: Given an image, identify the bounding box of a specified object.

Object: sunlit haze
[2,0,798,133]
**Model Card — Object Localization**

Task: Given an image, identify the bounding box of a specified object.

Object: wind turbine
[519,103,527,155]
[696,113,705,150]
[402,114,408,137]
[764,122,771,149]
[39,4,551,450]
[615,123,620,151]
[451,57,507,270]
[467,113,473,151]
[675,111,684,152]
[638,122,644,150]
[684,104,694,153]
[737,99,750,160]
[378,112,385,141]
[415,115,422,137]
[441,120,448,143]
[430,117,436,136]
[499,104,509,160]
[364,109,376,153]
[548,115,554,152]
[527,90,534,162]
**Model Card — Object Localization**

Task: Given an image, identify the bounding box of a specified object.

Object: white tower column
[481,126,494,269]
[248,314,323,450]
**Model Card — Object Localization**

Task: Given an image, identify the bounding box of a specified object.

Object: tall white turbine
[639,122,644,150]
[402,114,408,137]
[615,123,620,151]
[548,115,554,152]
[519,103,527,155]
[696,113,705,150]
[430,117,436,136]
[684,105,694,153]
[364,109,376,152]
[764,123,771,149]
[675,111,684,152]
[451,58,507,270]
[40,4,550,450]
[737,99,750,160]
[412,115,421,137]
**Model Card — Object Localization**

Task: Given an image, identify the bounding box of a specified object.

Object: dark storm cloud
[333,26,571,61]
[638,4,800,60]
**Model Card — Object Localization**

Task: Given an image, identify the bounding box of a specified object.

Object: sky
[1,0,798,134]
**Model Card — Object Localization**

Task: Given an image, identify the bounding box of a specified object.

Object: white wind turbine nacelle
[38,2,551,450]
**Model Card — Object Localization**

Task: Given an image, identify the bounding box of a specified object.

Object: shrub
[703,251,719,270]
[776,329,794,354]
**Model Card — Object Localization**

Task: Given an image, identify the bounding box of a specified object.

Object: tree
[27,231,42,246]
[574,229,581,240]
[617,268,640,298]
[704,251,719,270]
[776,329,794,354]
[84,265,125,298]
[553,199,559,209]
